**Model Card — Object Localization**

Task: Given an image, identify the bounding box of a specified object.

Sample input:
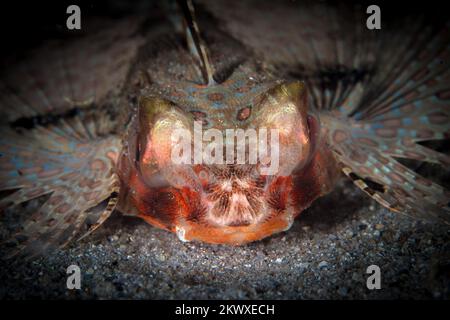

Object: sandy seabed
[0,180,449,299]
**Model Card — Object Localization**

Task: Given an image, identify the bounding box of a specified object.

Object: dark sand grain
[1,180,449,299]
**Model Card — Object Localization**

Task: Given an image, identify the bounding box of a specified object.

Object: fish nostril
[237,106,252,121]
[190,111,208,126]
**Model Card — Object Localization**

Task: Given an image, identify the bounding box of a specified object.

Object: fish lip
[173,209,296,245]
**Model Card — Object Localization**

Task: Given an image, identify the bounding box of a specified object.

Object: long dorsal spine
[177,0,215,86]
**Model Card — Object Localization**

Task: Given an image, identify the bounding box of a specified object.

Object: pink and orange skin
[117,78,340,245]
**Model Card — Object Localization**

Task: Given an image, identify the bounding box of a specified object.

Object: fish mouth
[196,164,269,227]
[172,166,297,244]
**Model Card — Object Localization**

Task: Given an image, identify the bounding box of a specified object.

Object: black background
[0,0,447,58]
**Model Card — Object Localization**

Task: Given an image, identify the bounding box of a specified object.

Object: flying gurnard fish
[0,0,449,258]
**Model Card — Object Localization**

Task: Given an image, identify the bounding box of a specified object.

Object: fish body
[0,1,449,256]
[117,76,340,244]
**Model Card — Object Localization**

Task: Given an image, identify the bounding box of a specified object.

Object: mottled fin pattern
[0,18,144,124]
[77,190,119,242]
[320,19,450,223]
[0,18,145,258]
[203,1,450,223]
[0,111,121,258]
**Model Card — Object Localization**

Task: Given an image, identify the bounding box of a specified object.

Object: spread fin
[0,17,144,258]
[320,20,450,224]
[204,1,450,224]
[0,110,121,259]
